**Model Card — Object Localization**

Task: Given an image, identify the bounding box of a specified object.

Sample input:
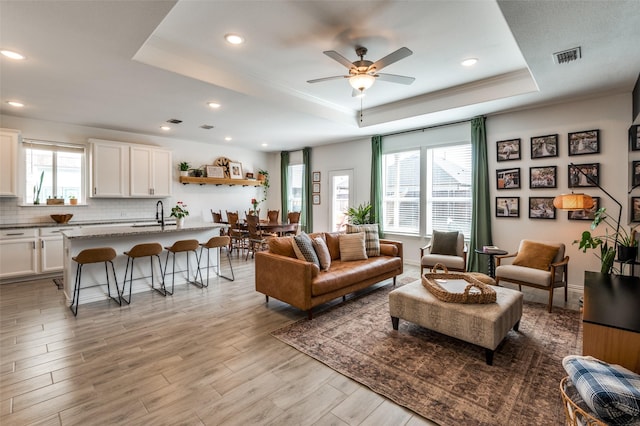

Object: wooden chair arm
[551,256,570,268]
[495,252,517,266]
[420,243,432,257]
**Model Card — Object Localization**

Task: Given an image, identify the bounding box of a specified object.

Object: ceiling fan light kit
[349,74,375,91]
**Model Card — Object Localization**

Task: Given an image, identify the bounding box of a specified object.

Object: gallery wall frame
[529,197,556,219]
[632,197,640,222]
[633,160,640,186]
[630,125,640,151]
[496,139,521,162]
[496,168,521,189]
[568,129,600,156]
[312,171,321,182]
[312,194,321,205]
[568,197,600,221]
[568,163,600,188]
[530,134,558,159]
[529,166,557,189]
[496,197,520,218]
[312,183,320,193]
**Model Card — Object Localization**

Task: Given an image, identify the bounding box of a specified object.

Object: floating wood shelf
[179,176,262,187]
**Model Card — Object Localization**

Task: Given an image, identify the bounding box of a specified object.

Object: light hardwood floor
[1,257,581,425]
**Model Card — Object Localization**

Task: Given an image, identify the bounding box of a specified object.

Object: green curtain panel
[280,151,289,219]
[371,135,383,234]
[468,116,493,274]
[302,147,312,233]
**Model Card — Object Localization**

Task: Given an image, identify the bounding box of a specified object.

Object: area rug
[271,281,582,425]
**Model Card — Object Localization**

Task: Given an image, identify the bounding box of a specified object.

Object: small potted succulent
[69,195,78,205]
[179,162,190,177]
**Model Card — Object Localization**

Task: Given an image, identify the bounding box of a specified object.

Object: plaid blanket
[563,355,640,425]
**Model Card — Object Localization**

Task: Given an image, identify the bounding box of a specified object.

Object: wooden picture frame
[312,194,320,205]
[529,197,556,219]
[633,160,640,186]
[568,129,600,156]
[312,171,321,182]
[496,197,519,218]
[568,163,599,188]
[632,197,640,222]
[529,166,557,189]
[631,125,640,151]
[229,162,243,179]
[496,168,520,189]
[530,134,558,159]
[496,139,521,161]
[206,165,225,179]
[568,197,600,221]
[312,183,320,193]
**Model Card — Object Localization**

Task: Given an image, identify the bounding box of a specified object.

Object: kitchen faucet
[156,200,164,229]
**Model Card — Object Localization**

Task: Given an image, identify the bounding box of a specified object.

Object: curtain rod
[380,118,472,138]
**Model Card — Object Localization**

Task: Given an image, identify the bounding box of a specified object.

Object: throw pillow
[312,237,331,271]
[325,232,342,260]
[339,232,368,261]
[268,236,296,258]
[563,355,640,425]
[292,233,320,268]
[513,240,559,271]
[346,224,380,257]
[430,230,459,256]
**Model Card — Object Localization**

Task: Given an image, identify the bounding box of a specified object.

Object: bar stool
[70,247,121,316]
[121,242,166,304]
[197,235,234,284]
[163,239,203,291]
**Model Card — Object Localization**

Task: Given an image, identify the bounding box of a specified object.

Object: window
[382,143,472,237]
[329,169,353,232]
[24,140,85,203]
[287,163,304,214]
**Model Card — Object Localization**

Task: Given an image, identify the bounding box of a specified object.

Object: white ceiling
[1,1,639,153]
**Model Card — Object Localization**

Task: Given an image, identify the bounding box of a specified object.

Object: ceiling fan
[307,46,415,95]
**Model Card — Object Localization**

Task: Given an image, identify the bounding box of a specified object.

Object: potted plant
[345,203,373,225]
[257,169,269,182]
[192,168,204,178]
[69,195,78,205]
[33,171,44,205]
[170,201,189,228]
[179,162,190,177]
[257,169,270,204]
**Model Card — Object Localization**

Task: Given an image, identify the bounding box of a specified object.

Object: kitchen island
[62,222,226,306]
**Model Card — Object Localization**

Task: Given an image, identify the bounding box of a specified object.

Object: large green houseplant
[345,203,373,225]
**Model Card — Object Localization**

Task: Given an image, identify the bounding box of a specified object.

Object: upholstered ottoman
[389,280,523,365]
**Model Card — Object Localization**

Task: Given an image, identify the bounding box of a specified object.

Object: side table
[474,248,508,278]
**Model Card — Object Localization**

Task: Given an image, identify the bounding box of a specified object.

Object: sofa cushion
[431,230,459,256]
[563,355,640,425]
[380,243,398,257]
[268,236,296,258]
[292,233,320,267]
[339,232,368,261]
[495,264,554,287]
[346,224,380,257]
[312,237,331,271]
[312,257,403,296]
[324,232,342,260]
[513,240,559,271]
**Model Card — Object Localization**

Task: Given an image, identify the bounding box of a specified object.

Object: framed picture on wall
[568,197,600,221]
[312,183,320,193]
[529,197,556,219]
[496,168,520,189]
[312,194,320,205]
[530,134,558,159]
[568,163,599,188]
[568,129,600,155]
[496,197,519,217]
[632,197,640,222]
[496,139,521,161]
[631,125,640,151]
[529,166,557,188]
[633,160,640,186]
[312,171,321,182]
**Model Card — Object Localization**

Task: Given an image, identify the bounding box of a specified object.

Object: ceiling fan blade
[371,47,413,71]
[376,73,415,85]
[323,50,355,69]
[307,75,347,84]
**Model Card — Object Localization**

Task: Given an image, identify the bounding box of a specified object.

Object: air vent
[166,118,182,124]
[553,47,581,64]
[200,124,214,130]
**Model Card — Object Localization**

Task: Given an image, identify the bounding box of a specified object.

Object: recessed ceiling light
[6,101,24,107]
[1,50,25,60]
[160,126,171,131]
[461,58,478,67]
[261,143,268,147]
[208,102,221,109]
[224,136,232,141]
[224,34,244,45]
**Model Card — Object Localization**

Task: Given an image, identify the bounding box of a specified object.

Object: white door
[328,169,354,232]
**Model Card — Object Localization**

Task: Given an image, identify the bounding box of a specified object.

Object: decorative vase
[617,245,638,262]
[176,217,185,229]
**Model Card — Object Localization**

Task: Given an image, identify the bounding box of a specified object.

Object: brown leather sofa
[255,232,403,319]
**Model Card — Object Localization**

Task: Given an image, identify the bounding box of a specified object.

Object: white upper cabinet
[90,139,171,198]
[0,129,20,197]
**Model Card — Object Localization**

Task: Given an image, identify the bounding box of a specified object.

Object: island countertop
[61,222,226,239]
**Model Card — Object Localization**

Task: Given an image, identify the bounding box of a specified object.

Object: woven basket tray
[422,263,497,304]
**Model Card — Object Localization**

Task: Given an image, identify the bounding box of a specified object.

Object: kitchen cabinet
[130,145,172,197]
[0,229,38,278]
[0,128,20,197]
[90,140,129,197]
[39,227,73,273]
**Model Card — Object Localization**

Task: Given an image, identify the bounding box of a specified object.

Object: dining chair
[226,210,248,256]
[245,214,271,260]
[267,210,279,223]
[285,211,301,236]
[211,209,226,236]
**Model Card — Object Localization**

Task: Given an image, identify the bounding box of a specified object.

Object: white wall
[0,116,270,225]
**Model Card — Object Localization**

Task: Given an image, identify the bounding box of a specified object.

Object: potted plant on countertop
[179,162,190,177]
[69,195,78,205]
[170,201,189,228]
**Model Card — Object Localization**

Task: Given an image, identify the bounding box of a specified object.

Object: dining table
[257,221,297,236]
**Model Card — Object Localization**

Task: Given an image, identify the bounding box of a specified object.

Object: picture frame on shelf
[529,197,556,219]
[496,197,519,218]
[568,163,599,188]
[632,197,640,222]
[568,197,599,221]
[496,168,520,189]
[530,134,558,159]
[229,162,243,179]
[312,171,321,182]
[630,125,640,151]
[529,166,557,189]
[312,194,320,205]
[206,165,225,179]
[312,182,320,193]
[568,129,599,156]
[496,139,521,161]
